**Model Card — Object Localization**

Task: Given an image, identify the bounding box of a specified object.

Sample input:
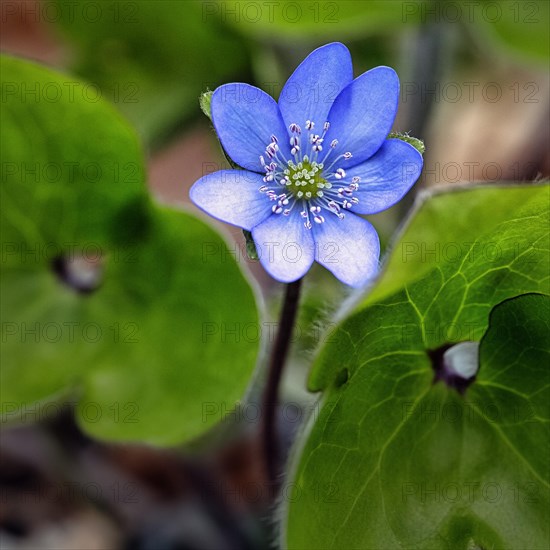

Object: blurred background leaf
[1,57,260,446]
[470,0,550,63]
[0,54,150,257]
[212,0,424,39]
[52,0,249,146]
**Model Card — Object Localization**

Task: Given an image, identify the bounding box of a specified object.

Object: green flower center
[284,159,332,199]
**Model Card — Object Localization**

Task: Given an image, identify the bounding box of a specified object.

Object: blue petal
[190,170,273,230]
[252,209,314,283]
[345,139,423,214]
[324,66,399,167]
[278,42,353,130]
[211,84,291,173]
[312,213,380,288]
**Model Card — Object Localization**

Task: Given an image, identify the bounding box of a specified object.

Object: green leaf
[285,184,550,548]
[476,293,550,484]
[0,54,149,255]
[1,57,260,445]
[2,206,260,445]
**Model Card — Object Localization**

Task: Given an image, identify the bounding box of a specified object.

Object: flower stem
[261,278,303,490]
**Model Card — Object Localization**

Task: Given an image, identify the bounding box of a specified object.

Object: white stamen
[335,168,346,179]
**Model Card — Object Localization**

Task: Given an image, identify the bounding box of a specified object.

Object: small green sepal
[199,90,213,121]
[388,132,425,154]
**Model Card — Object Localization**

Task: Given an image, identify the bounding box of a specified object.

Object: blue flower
[190,42,423,287]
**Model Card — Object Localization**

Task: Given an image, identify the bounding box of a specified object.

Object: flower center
[258,120,360,229]
[284,159,330,199]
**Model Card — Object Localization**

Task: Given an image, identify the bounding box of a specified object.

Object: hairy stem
[261,278,303,490]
